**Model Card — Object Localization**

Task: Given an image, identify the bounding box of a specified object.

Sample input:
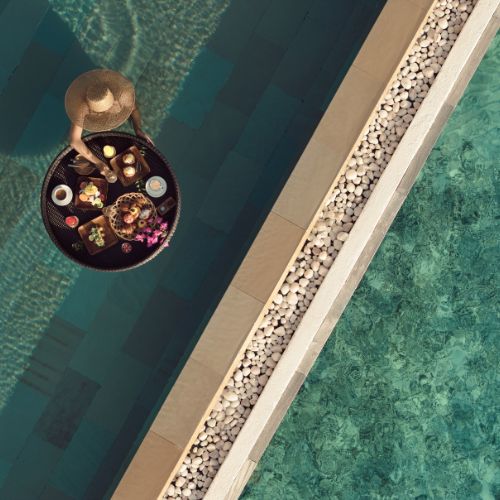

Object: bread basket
[103,192,156,241]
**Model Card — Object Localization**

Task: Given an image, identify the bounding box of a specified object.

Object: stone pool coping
[205,1,499,497]
[112,0,499,498]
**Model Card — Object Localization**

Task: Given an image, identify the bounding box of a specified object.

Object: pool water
[242,34,500,500]
[0,0,386,498]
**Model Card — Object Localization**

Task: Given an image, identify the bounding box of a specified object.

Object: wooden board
[78,215,119,255]
[109,145,151,187]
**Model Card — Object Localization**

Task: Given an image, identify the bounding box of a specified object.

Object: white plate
[51,184,73,206]
[146,176,167,198]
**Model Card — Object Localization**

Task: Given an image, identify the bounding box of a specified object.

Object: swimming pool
[242,33,500,500]
[0,0,387,498]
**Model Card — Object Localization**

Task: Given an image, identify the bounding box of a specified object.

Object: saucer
[145,176,167,198]
[51,184,73,206]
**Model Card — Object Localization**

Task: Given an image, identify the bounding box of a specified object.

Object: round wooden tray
[40,132,181,271]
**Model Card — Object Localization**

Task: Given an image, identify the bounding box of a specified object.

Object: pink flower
[135,234,145,242]
[154,216,163,226]
[143,227,152,234]
[153,229,162,238]
[159,222,168,231]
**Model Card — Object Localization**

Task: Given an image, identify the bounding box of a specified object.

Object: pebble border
[165,1,476,498]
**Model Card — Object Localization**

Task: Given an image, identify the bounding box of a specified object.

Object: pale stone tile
[313,65,385,162]
[192,285,264,377]
[353,0,431,81]
[273,137,345,230]
[113,431,181,500]
[151,357,222,449]
[233,212,305,303]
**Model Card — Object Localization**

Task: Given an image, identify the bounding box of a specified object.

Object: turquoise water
[243,34,499,500]
[0,0,386,498]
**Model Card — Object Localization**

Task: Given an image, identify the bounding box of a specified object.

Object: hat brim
[65,69,135,133]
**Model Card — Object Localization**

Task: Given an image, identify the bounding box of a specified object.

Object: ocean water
[242,34,499,500]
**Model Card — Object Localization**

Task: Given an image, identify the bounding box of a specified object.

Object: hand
[135,128,154,145]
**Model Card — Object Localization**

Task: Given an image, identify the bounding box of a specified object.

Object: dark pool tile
[57,270,118,331]
[155,116,195,168]
[85,353,149,434]
[0,160,38,248]
[218,34,284,116]
[34,8,74,56]
[247,126,307,209]
[169,169,209,224]
[256,0,309,48]
[20,316,85,397]
[0,0,48,72]
[235,84,300,164]
[0,383,48,462]
[51,418,114,499]
[308,0,356,28]
[14,89,67,155]
[69,299,139,385]
[160,219,226,299]
[207,0,271,61]
[39,484,75,500]
[84,404,151,500]
[198,151,261,232]
[122,288,188,366]
[0,434,62,500]
[0,41,62,153]
[34,368,100,450]
[169,48,233,128]
[183,100,247,180]
[47,40,94,100]
[272,16,338,99]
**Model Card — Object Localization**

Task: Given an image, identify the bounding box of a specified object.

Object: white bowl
[51,184,73,206]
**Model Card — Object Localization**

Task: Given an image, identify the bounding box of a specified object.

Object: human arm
[69,124,108,170]
[129,105,154,145]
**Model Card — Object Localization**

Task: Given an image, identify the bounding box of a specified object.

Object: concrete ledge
[206,1,499,498]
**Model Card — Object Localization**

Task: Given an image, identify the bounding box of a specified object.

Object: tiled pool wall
[0,1,387,499]
[129,2,500,498]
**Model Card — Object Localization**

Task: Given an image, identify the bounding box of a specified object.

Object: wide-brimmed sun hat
[65,69,135,132]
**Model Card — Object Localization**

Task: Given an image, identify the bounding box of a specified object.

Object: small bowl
[51,184,73,206]
[145,176,167,198]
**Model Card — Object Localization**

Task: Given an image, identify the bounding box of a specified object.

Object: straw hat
[65,69,135,132]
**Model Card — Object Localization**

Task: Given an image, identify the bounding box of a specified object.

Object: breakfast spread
[45,137,177,267]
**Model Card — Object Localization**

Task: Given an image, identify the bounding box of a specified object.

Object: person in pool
[65,69,153,182]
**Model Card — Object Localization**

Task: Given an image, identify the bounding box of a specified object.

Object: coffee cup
[51,184,73,206]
